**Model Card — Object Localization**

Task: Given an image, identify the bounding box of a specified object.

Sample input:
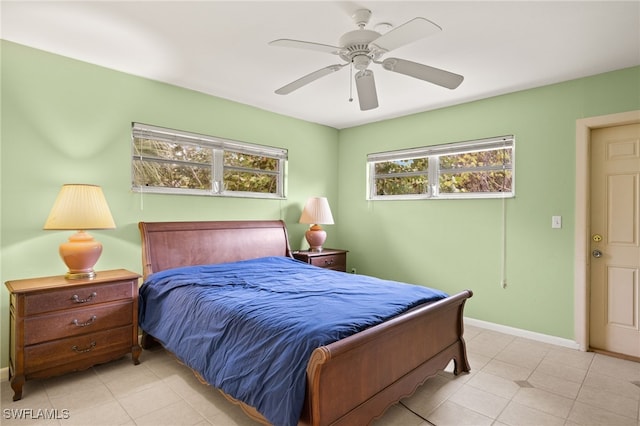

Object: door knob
[592,249,603,258]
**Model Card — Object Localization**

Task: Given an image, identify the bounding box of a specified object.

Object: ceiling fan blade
[382,58,464,89]
[269,39,342,55]
[275,63,347,95]
[370,17,441,53]
[355,69,379,111]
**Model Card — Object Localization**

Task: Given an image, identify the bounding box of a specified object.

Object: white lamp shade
[299,197,334,225]
[44,184,116,230]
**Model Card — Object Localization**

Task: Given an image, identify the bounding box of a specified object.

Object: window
[132,123,287,198]
[367,135,514,200]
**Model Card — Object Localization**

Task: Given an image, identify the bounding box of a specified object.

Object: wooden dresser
[5,269,141,401]
[293,248,348,272]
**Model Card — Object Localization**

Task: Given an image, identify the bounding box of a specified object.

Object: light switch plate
[552,215,562,229]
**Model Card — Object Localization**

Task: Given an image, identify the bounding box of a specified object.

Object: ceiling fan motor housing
[339,29,382,67]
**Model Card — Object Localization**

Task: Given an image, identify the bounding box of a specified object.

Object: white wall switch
[552,215,562,229]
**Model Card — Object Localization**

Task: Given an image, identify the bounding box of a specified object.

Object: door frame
[575,110,640,351]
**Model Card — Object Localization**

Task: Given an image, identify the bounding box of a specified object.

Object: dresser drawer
[24,325,133,374]
[24,301,133,345]
[309,254,346,271]
[25,281,134,315]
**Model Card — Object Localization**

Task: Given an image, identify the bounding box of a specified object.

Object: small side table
[5,269,141,401]
[293,249,348,272]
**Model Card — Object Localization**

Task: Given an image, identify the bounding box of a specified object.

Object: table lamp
[299,196,334,252]
[43,184,116,279]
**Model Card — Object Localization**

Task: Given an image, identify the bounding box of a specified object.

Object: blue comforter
[138,256,447,426]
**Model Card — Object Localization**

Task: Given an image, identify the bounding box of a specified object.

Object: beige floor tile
[117,380,182,419]
[544,346,595,370]
[48,384,116,411]
[448,383,510,419]
[62,399,131,425]
[466,330,515,358]
[132,399,207,426]
[465,351,492,373]
[371,403,424,426]
[427,400,493,426]
[577,384,639,420]
[583,371,640,400]
[568,401,639,426]
[402,373,464,417]
[498,400,565,426]
[589,353,640,383]
[463,325,483,340]
[527,369,582,399]
[92,356,140,384]
[512,387,573,419]
[535,357,588,384]
[103,363,167,397]
[482,358,532,382]
[466,371,520,399]
[183,385,250,421]
[495,338,550,370]
[41,369,103,399]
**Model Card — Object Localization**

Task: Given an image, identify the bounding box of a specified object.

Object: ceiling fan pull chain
[348,61,354,102]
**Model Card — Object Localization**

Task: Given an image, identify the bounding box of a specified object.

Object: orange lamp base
[305,224,327,252]
[59,230,103,279]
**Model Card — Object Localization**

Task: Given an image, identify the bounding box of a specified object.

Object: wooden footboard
[301,290,472,426]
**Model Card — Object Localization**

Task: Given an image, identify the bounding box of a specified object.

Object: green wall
[337,66,640,339]
[1,39,639,369]
[0,41,339,368]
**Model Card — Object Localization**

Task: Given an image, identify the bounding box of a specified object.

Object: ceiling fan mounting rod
[351,9,372,28]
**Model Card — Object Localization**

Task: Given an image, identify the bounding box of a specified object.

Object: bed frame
[138,220,472,425]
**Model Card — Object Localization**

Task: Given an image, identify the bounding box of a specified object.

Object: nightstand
[293,249,348,272]
[5,269,141,401]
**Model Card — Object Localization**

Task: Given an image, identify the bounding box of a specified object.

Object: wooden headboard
[138,220,293,279]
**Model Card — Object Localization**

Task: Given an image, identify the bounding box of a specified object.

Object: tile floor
[2,325,639,425]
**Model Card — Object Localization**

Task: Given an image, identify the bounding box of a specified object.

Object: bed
[138,220,472,426]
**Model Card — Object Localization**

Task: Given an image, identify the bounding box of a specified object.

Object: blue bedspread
[138,256,448,426]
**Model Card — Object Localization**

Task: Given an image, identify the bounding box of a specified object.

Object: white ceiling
[2,1,639,129]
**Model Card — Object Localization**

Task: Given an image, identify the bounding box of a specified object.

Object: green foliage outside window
[439,148,512,193]
[133,138,213,190]
[368,136,514,199]
[131,123,286,198]
[374,158,429,196]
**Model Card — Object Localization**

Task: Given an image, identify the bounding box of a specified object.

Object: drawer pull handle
[72,315,97,327]
[71,292,97,303]
[324,259,334,265]
[71,342,96,353]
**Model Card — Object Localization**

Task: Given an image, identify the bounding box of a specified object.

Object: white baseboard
[465,317,581,350]
[1,367,8,382]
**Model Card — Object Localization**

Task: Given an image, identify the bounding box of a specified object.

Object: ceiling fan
[269,9,464,111]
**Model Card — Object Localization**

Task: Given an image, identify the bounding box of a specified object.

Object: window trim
[367,135,515,200]
[131,122,287,199]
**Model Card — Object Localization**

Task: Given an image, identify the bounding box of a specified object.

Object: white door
[589,123,640,359]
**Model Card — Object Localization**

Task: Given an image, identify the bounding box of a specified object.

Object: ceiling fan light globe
[353,55,371,70]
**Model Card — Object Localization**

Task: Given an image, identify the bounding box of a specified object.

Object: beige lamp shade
[44,184,116,279]
[299,197,334,252]
[299,197,334,225]
[44,184,116,230]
